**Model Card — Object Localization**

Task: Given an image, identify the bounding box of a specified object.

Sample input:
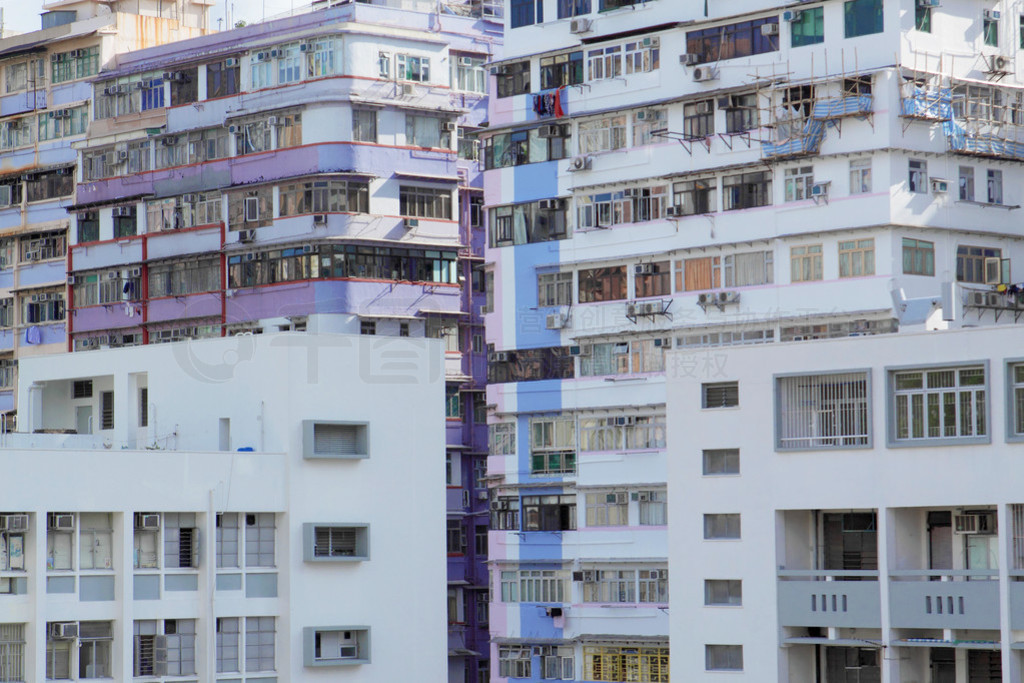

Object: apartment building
[0,0,211,416]
[63,3,501,681]
[665,325,1024,683]
[0,328,445,681]
[484,0,1024,681]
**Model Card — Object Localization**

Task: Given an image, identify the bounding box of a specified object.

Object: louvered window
[304,421,368,459]
[73,380,92,398]
[702,382,738,408]
[315,527,357,557]
[304,523,367,561]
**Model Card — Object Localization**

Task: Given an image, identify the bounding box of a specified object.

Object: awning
[448,648,482,657]
[419,309,468,316]
[393,170,461,183]
[355,313,419,320]
[894,639,999,650]
[783,637,881,648]
[0,38,52,62]
[491,637,571,646]
[67,194,152,212]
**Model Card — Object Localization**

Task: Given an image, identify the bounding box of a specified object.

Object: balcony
[889,571,1000,630]
[777,571,881,628]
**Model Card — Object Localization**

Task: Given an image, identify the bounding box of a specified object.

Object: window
[987,169,1003,204]
[168,67,198,106]
[704,513,740,539]
[510,0,542,27]
[702,382,738,408]
[0,624,24,682]
[490,422,517,455]
[984,13,999,47]
[491,497,520,530]
[583,645,669,682]
[908,159,927,193]
[353,109,377,142]
[306,627,369,666]
[576,186,667,229]
[37,105,88,142]
[705,580,742,606]
[23,290,65,324]
[585,492,628,526]
[537,645,573,680]
[624,39,660,74]
[724,93,758,133]
[396,54,430,82]
[638,490,667,526]
[588,46,621,81]
[791,244,823,282]
[538,272,573,307]
[530,417,576,475]
[703,448,739,475]
[406,114,450,149]
[499,647,531,678]
[633,108,667,146]
[46,624,72,679]
[686,19,779,64]
[148,257,220,298]
[400,186,452,219]
[559,0,590,17]
[100,391,114,430]
[80,513,113,570]
[278,178,369,216]
[777,372,870,448]
[451,54,486,93]
[578,266,627,303]
[134,517,158,569]
[579,414,666,449]
[0,117,33,151]
[496,60,530,98]
[207,59,241,99]
[447,519,466,554]
[134,619,195,676]
[500,569,567,602]
[475,525,488,557]
[52,46,99,84]
[705,645,743,672]
[959,165,975,201]
[845,158,870,195]
[522,495,576,531]
[245,513,275,567]
[77,621,113,679]
[724,251,773,287]
[77,212,99,243]
[827,648,880,683]
[1011,364,1024,436]
[675,256,720,292]
[903,238,935,276]
[216,618,239,673]
[489,201,569,247]
[893,366,987,442]
[582,568,668,603]
[216,514,239,568]
[578,115,627,154]
[245,617,275,672]
[113,206,137,238]
[723,171,771,210]
[784,166,814,201]
[915,4,931,32]
[163,513,198,568]
[234,117,272,156]
[792,6,825,46]
[540,52,584,89]
[844,0,883,38]
[360,320,376,337]
[672,178,716,216]
[957,245,1004,284]
[839,239,875,278]
[683,100,714,139]
[635,261,671,298]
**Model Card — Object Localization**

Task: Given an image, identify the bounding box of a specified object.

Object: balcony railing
[889,571,999,630]
[777,570,881,628]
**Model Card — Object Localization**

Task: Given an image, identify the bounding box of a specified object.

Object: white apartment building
[0,324,446,682]
[485,0,1024,681]
[666,324,1024,683]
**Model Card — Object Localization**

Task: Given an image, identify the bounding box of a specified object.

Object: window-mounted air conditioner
[134,512,160,530]
[458,56,475,66]
[225,58,239,67]
[112,206,132,217]
[930,178,949,193]
[238,229,256,243]
[760,22,779,36]
[680,53,700,66]
[537,198,562,211]
[545,607,564,617]
[267,115,280,126]
[3,514,28,531]
[782,10,802,21]
[546,313,568,330]
[572,570,596,582]
[442,121,457,132]
[50,622,78,640]
[129,267,142,278]
[810,182,830,197]
[569,343,592,356]
[182,193,198,203]
[403,218,420,229]
[313,213,328,226]
[537,124,563,138]
[299,43,315,53]
[270,49,282,58]
[492,351,513,362]
[569,18,592,34]
[917,0,940,6]
[695,100,713,115]
[228,124,240,134]
[983,9,1001,21]
[568,155,592,172]
[665,205,682,217]
[116,150,128,162]
[635,263,654,275]
[47,513,74,531]
[339,645,358,659]
[692,66,718,82]
[954,512,995,534]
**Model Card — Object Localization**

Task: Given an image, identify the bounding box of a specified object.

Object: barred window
[777,372,870,449]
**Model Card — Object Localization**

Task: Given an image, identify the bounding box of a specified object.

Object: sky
[2,1,310,35]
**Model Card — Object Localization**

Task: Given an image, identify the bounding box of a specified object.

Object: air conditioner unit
[546,313,567,330]
[106,271,119,279]
[537,198,562,211]
[225,58,239,67]
[256,52,269,61]
[442,121,457,132]
[48,513,74,530]
[313,213,328,225]
[299,43,315,53]
[983,9,1000,21]
[568,343,592,356]
[545,607,564,617]
[760,22,779,36]
[622,188,640,198]
[112,206,132,217]
[625,302,637,318]
[537,124,563,138]
[917,0,940,6]
[581,570,596,582]
[402,83,416,96]
[782,10,802,21]
[4,514,28,531]
[67,275,77,285]
[50,623,78,640]
[695,100,713,115]
[182,193,197,203]
[161,136,178,147]
[403,218,420,229]
[718,291,740,304]
[987,54,1011,72]
[606,492,627,504]
[270,49,282,58]
[129,267,142,278]
[930,178,949,193]
[134,512,160,530]
[810,182,830,197]
[238,229,256,243]
[954,512,995,534]
[680,53,700,66]
[339,645,358,658]
[228,124,240,134]
[637,491,651,502]
[458,56,474,66]
[493,351,512,362]
[967,291,988,307]
[985,291,1003,308]
[692,66,718,82]
[665,205,682,217]
[568,155,592,172]
[477,490,488,500]
[635,263,654,275]
[116,150,128,162]
[570,17,592,34]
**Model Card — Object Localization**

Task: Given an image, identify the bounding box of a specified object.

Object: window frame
[887,361,991,448]
[1006,360,1024,442]
[775,370,872,451]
